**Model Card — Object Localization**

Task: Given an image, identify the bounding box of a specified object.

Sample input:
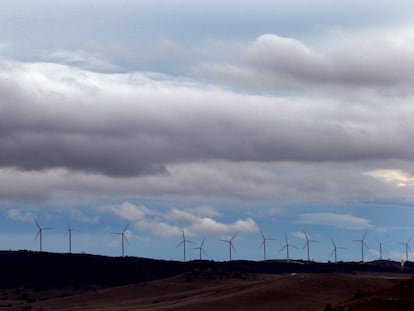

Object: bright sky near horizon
[1,1,414,262]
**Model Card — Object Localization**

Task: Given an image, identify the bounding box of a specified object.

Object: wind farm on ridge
[26,217,414,264]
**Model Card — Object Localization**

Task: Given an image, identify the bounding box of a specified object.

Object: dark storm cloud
[1,59,414,177]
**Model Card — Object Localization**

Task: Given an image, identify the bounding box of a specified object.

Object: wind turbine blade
[362,232,367,241]
[33,217,40,229]
[279,245,287,252]
[231,243,236,253]
[123,223,129,233]
[290,244,298,249]
[231,232,238,241]
[260,241,264,248]
[304,232,309,242]
[176,241,184,248]
[43,227,53,231]
[200,238,205,248]
[202,249,208,257]
[220,239,229,243]
[124,234,129,244]
[330,249,335,258]
[363,241,369,249]
[260,230,265,239]
[408,236,413,243]
[34,230,40,240]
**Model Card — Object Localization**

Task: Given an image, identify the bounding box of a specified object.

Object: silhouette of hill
[0,250,412,289]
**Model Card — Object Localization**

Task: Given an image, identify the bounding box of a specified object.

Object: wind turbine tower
[400,236,412,262]
[193,238,207,260]
[353,232,369,262]
[67,225,75,253]
[376,239,385,260]
[176,229,193,261]
[220,233,237,261]
[34,218,52,252]
[280,233,297,262]
[113,223,129,257]
[303,232,319,261]
[259,230,274,261]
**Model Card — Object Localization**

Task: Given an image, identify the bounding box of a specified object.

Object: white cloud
[193,206,221,218]
[67,208,100,224]
[136,219,181,238]
[166,208,257,235]
[297,213,373,230]
[169,208,199,223]
[292,231,306,241]
[100,202,258,238]
[99,202,149,221]
[365,169,414,187]
[7,208,34,223]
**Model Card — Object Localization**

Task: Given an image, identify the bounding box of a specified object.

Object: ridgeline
[0,250,411,289]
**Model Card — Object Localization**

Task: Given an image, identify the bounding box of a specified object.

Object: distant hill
[0,250,412,289]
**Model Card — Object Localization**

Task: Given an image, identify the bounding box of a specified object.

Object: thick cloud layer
[1,58,414,179]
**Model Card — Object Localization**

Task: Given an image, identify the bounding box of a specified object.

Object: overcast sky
[1,1,414,262]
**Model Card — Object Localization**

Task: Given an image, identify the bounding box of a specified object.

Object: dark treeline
[0,250,412,289]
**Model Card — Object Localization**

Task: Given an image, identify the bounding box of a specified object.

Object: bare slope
[13,273,410,311]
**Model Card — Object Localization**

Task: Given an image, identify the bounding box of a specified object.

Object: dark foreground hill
[0,250,412,289]
[2,271,413,311]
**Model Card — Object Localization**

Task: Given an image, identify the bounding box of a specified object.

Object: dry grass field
[2,272,411,311]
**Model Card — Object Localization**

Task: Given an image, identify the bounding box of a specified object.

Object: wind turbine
[67,225,74,254]
[113,223,129,257]
[259,230,274,261]
[193,238,207,260]
[375,238,386,260]
[220,233,237,261]
[279,233,297,262]
[353,232,369,262]
[330,238,345,263]
[176,229,193,261]
[303,232,319,261]
[399,236,412,262]
[34,218,52,252]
